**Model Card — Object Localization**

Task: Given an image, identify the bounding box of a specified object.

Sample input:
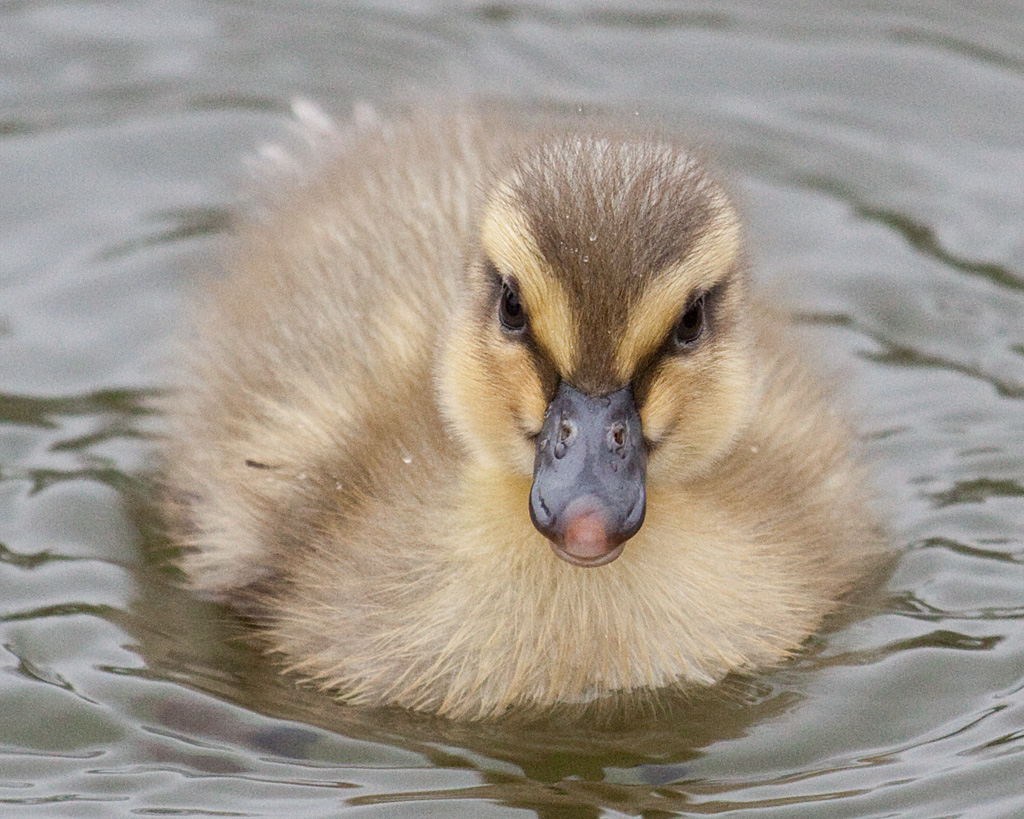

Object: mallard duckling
[164,107,885,719]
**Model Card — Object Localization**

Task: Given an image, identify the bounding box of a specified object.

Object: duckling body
[165,107,885,719]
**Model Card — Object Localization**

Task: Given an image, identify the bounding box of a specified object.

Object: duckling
[163,106,886,720]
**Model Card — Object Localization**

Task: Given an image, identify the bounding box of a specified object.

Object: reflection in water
[123,506,818,815]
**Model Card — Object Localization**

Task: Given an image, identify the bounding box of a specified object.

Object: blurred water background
[2,1,1024,816]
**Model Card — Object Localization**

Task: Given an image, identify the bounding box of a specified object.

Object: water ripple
[929,478,1024,508]
[0,795,126,807]
[469,3,734,31]
[891,28,1024,75]
[890,592,1024,623]
[0,543,77,570]
[853,203,1024,293]
[18,467,139,496]
[95,207,232,262]
[794,312,1024,399]
[798,174,1024,293]
[811,630,1005,672]
[0,390,157,430]
[0,602,121,624]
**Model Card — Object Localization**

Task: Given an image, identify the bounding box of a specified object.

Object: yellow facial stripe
[480,194,577,375]
[614,206,741,380]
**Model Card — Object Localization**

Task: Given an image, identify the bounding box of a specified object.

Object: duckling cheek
[472,335,548,465]
[642,356,754,483]
[438,323,545,474]
[511,371,548,437]
[637,374,677,447]
[497,347,549,471]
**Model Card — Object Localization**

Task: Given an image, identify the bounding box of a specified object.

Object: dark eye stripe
[629,281,729,410]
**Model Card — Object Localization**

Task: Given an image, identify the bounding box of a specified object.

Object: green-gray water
[3,2,1024,816]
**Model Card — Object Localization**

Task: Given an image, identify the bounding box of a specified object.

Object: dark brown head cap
[481,133,742,394]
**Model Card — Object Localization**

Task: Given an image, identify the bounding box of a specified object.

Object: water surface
[2,2,1024,816]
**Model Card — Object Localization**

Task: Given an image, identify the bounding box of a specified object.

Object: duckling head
[439,133,755,567]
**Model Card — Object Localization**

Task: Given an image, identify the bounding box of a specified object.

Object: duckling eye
[673,293,706,349]
[498,280,528,335]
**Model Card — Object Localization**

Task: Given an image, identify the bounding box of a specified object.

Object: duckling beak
[529,383,647,567]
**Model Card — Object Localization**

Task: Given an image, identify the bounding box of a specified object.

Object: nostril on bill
[553,419,575,459]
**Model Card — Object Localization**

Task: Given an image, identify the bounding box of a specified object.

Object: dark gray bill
[529,382,647,566]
